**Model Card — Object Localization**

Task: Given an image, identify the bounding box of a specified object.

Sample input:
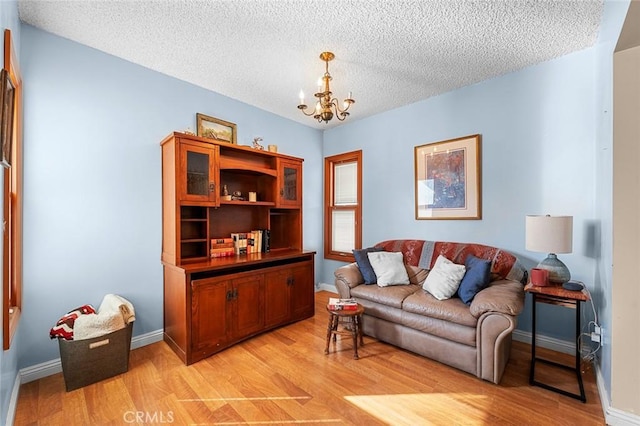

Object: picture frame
[196,113,237,144]
[0,69,14,168]
[414,134,481,220]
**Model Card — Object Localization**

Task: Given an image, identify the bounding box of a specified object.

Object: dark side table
[525,282,589,403]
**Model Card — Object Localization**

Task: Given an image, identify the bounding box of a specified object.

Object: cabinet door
[277,159,302,207]
[191,277,231,353]
[289,263,315,321]
[179,142,219,204]
[264,269,291,328]
[232,275,265,339]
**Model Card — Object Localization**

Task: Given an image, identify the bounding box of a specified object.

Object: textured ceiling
[18,0,604,129]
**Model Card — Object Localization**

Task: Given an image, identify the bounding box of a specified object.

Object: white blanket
[73,294,135,340]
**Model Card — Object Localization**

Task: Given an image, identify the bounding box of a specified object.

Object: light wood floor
[15,291,605,425]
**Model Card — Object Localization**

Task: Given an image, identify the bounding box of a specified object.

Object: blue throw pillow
[353,247,384,284]
[458,255,492,304]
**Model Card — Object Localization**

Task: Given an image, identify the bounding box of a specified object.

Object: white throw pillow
[367,251,410,287]
[423,255,466,300]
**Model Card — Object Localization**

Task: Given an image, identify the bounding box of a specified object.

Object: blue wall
[322,47,602,342]
[19,24,322,368]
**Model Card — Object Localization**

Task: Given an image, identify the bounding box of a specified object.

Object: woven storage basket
[58,322,133,391]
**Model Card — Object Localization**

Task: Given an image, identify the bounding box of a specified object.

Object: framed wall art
[196,113,237,144]
[414,134,481,220]
[0,68,14,168]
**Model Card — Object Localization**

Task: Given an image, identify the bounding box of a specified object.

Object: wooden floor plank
[14,290,605,425]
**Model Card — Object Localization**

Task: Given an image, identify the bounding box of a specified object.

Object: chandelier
[297,52,355,123]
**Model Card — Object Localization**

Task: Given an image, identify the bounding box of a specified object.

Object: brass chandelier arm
[297,104,318,117]
[331,97,355,114]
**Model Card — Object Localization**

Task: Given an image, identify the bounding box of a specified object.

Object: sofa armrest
[470,280,524,318]
[334,263,364,298]
[476,311,517,384]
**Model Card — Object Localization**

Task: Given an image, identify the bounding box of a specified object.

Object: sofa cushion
[470,280,525,318]
[368,251,410,287]
[406,264,428,286]
[352,246,383,284]
[402,289,478,328]
[422,255,466,300]
[400,310,477,347]
[458,255,492,304]
[351,283,421,309]
[358,299,404,324]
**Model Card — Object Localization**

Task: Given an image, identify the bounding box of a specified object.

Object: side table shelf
[525,283,589,402]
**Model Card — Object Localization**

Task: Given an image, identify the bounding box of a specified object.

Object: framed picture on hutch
[414,134,482,220]
[196,113,237,144]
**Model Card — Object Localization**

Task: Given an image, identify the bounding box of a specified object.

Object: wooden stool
[324,304,365,359]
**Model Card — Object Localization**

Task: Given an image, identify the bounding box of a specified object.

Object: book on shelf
[211,237,234,249]
[210,247,234,258]
[262,229,270,252]
[210,237,235,258]
[230,230,270,255]
[211,237,233,246]
[247,233,256,253]
[328,297,358,310]
[231,232,248,255]
[251,230,263,254]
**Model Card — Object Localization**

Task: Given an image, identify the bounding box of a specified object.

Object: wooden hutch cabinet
[161,132,315,365]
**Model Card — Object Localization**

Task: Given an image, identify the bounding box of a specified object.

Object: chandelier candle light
[298,52,355,123]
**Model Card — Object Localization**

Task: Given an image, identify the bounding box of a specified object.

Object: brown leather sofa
[334,239,526,384]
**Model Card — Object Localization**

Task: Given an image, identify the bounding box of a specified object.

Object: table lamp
[525,215,573,284]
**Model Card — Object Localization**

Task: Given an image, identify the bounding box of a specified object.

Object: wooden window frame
[3,29,22,350]
[324,150,362,262]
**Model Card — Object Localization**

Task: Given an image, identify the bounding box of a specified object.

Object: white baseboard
[512,329,576,355]
[6,369,20,426]
[595,362,640,425]
[130,328,164,350]
[19,328,163,385]
[316,282,337,293]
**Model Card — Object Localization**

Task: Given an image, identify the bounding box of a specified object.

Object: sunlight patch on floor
[345,392,492,425]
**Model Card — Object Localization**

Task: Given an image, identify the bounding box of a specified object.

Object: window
[324,150,362,262]
[3,29,22,349]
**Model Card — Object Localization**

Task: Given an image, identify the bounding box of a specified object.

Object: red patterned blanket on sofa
[376,239,527,284]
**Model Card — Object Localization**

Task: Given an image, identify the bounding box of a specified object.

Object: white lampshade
[525,215,573,254]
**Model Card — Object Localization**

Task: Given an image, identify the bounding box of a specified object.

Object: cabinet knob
[209,182,216,192]
[280,188,284,196]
